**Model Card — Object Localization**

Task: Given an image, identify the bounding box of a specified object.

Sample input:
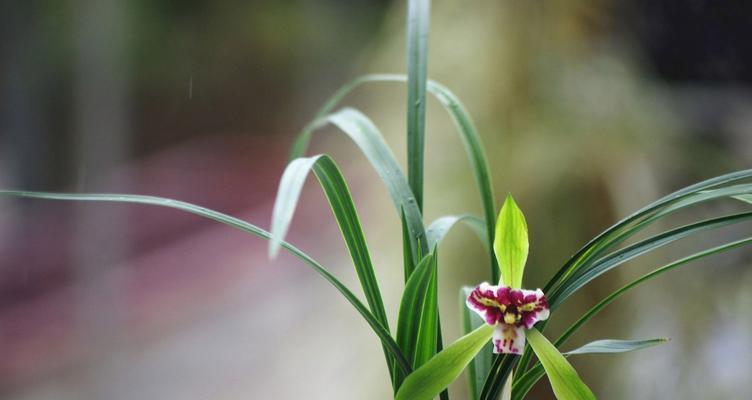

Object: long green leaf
[396,252,439,391]
[512,338,668,400]
[511,181,752,388]
[480,354,518,400]
[526,328,595,400]
[427,214,488,249]
[653,184,752,219]
[401,208,417,283]
[269,155,388,325]
[395,324,495,400]
[555,237,752,350]
[406,0,430,211]
[564,338,669,355]
[551,211,752,308]
[545,179,752,297]
[494,195,529,288]
[267,154,395,378]
[289,75,399,160]
[0,190,412,375]
[295,108,426,273]
[518,238,752,398]
[544,176,752,297]
[515,201,752,386]
[493,173,752,398]
[583,184,752,275]
[426,79,497,280]
[413,256,439,370]
[460,287,494,400]
[291,74,498,281]
[269,156,319,259]
[290,75,401,160]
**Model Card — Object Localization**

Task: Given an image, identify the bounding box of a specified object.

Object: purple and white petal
[518,288,550,329]
[492,324,526,354]
[466,282,550,353]
[466,282,504,325]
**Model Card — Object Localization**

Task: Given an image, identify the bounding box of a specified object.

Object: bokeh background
[2,1,752,399]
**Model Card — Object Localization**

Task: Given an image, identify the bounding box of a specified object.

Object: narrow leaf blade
[401,208,416,283]
[552,211,752,308]
[555,237,752,349]
[406,0,430,210]
[426,80,498,281]
[460,287,494,400]
[734,194,752,204]
[396,325,495,400]
[427,214,489,250]
[0,190,412,375]
[545,180,752,300]
[565,338,669,356]
[267,155,397,380]
[396,252,439,389]
[269,155,389,326]
[513,338,669,400]
[303,108,427,273]
[414,256,439,369]
[292,76,498,278]
[497,174,752,398]
[269,157,319,258]
[526,328,595,400]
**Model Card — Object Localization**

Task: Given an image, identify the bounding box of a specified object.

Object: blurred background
[1,0,751,399]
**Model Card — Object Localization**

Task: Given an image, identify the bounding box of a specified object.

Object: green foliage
[426,215,488,249]
[735,194,752,204]
[525,329,595,400]
[460,287,494,400]
[512,338,669,400]
[395,325,495,400]
[395,252,439,388]
[291,106,426,274]
[406,0,430,211]
[564,338,669,356]
[401,209,417,284]
[3,0,752,399]
[291,73,498,280]
[551,211,752,308]
[269,155,387,325]
[0,190,412,375]
[267,154,396,378]
[555,237,752,349]
[501,172,752,400]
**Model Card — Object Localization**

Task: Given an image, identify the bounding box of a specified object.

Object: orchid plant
[468,196,551,357]
[3,1,752,399]
[418,195,596,400]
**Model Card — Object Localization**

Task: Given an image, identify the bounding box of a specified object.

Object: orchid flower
[464,194,550,354]
[396,195,595,400]
[467,195,594,399]
[467,283,549,354]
